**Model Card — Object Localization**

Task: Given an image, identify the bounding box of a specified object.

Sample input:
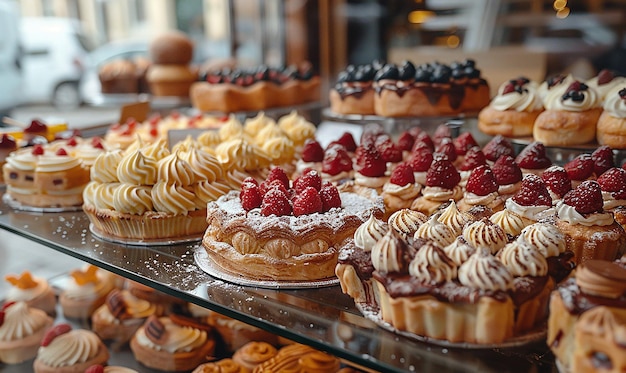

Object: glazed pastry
[91,289,163,344]
[534,80,602,146]
[4,271,56,316]
[457,165,504,212]
[33,324,109,373]
[0,302,54,364]
[547,259,626,373]
[130,315,216,371]
[596,85,626,148]
[253,343,341,373]
[231,341,278,372]
[410,156,462,215]
[330,63,377,115]
[555,180,626,264]
[478,77,543,137]
[382,162,421,217]
[59,265,115,319]
[515,141,552,176]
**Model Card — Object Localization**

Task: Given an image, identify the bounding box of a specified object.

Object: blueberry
[374,64,400,81]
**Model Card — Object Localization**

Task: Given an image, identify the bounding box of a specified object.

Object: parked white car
[19,17,93,110]
[0,0,22,116]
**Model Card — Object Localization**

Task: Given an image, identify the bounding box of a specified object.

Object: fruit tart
[407,141,434,187]
[202,167,384,283]
[457,164,504,212]
[491,155,523,199]
[353,142,388,193]
[456,145,487,188]
[4,271,57,316]
[33,324,109,373]
[382,162,421,217]
[542,165,572,204]
[555,180,626,264]
[0,301,54,364]
[410,155,462,215]
[320,143,354,184]
[515,141,552,176]
[548,259,626,373]
[478,77,543,137]
[296,139,325,175]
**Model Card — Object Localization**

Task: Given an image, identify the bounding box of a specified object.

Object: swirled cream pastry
[0,301,54,364]
[478,77,543,137]
[388,208,427,239]
[442,236,476,267]
[277,110,317,148]
[462,218,508,254]
[517,222,574,283]
[414,214,456,247]
[534,80,602,146]
[59,265,115,320]
[130,315,215,372]
[4,271,56,316]
[436,200,474,236]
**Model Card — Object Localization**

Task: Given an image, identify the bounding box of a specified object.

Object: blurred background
[1,0,625,126]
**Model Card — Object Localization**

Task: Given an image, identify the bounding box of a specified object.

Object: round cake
[202,168,384,283]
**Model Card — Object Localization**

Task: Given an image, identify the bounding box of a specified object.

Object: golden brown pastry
[596,85,626,148]
[232,341,278,372]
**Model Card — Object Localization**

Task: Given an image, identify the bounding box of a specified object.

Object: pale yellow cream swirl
[178,148,224,182]
[0,302,51,341]
[193,180,231,204]
[244,112,274,138]
[135,317,208,353]
[602,84,626,118]
[197,130,222,149]
[215,139,271,171]
[261,136,296,165]
[36,329,102,367]
[113,183,153,215]
[414,215,456,247]
[462,218,508,254]
[354,214,388,251]
[151,181,198,215]
[388,208,427,239]
[218,115,244,141]
[91,150,123,183]
[35,154,81,173]
[157,151,197,186]
[498,241,548,277]
[5,149,38,171]
[254,123,286,145]
[91,182,119,210]
[141,138,170,161]
[517,222,566,257]
[437,200,474,235]
[458,248,514,292]
[117,150,158,186]
[408,241,457,284]
[277,110,317,146]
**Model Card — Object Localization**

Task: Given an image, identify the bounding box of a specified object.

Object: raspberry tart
[515,141,552,176]
[482,135,515,165]
[491,155,523,199]
[382,162,420,217]
[410,155,462,215]
[202,167,384,283]
[555,180,626,264]
[457,164,504,212]
[542,165,572,203]
[564,153,595,188]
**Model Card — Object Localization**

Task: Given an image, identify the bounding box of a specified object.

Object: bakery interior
[1,0,626,372]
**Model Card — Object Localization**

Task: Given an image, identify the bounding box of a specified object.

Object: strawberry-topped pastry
[433,123,452,148]
[456,145,487,188]
[320,142,353,184]
[382,162,421,217]
[375,134,403,174]
[492,174,553,236]
[515,141,552,176]
[491,155,523,199]
[408,140,434,186]
[397,129,416,160]
[457,164,504,212]
[296,139,325,175]
[202,167,383,283]
[555,180,626,265]
[564,153,595,188]
[482,135,515,165]
[433,137,458,166]
[452,131,479,166]
[33,323,109,373]
[353,142,389,193]
[597,167,626,231]
[591,145,615,177]
[410,155,462,215]
[541,165,572,203]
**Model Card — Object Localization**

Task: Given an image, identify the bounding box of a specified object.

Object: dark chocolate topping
[145,315,166,343]
[337,242,374,281]
[374,64,400,81]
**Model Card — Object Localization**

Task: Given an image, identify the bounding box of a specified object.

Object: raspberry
[292,186,323,216]
[453,132,478,156]
[301,139,325,162]
[41,323,72,347]
[389,162,415,186]
[240,182,262,211]
[426,157,461,189]
[91,137,104,149]
[261,189,292,216]
[66,137,78,147]
[433,124,451,147]
[85,365,105,373]
[408,126,423,138]
[491,155,522,185]
[321,143,352,176]
[591,146,615,176]
[242,177,258,186]
[260,179,289,196]
[409,151,434,172]
[458,146,487,171]
[563,180,604,214]
[465,165,498,196]
[32,144,44,155]
[515,142,552,169]
[266,167,290,190]
[25,119,47,133]
[376,137,403,163]
[413,131,434,152]
[542,166,572,199]
[360,126,385,147]
[512,174,552,207]
[597,167,626,199]
[355,144,387,177]
[564,154,594,181]
[55,148,68,156]
[336,132,357,152]
[502,82,516,95]
[293,169,322,193]
[482,135,514,162]
[319,184,342,212]
[397,131,415,151]
[434,137,457,162]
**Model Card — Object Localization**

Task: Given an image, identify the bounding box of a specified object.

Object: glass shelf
[0,198,557,373]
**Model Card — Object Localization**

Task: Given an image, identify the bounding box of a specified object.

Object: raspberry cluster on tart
[202,167,384,283]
